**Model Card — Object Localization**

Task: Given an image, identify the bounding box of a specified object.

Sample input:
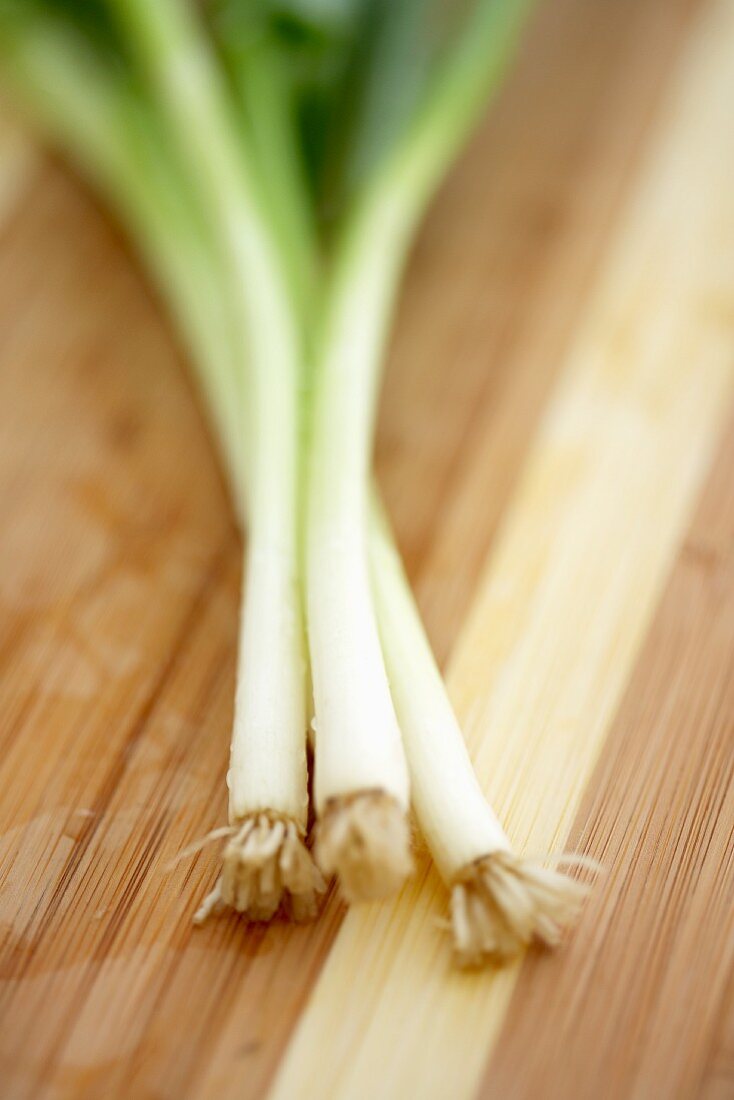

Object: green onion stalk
[0,0,589,965]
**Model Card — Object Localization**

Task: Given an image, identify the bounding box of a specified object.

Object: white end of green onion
[306,196,415,901]
[306,515,414,899]
[315,791,413,904]
[105,0,324,924]
[369,496,591,964]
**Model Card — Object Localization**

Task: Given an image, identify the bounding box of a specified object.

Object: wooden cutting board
[1,1,733,1097]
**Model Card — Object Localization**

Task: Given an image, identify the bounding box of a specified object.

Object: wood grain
[0,0,730,1098]
[484,412,734,1099]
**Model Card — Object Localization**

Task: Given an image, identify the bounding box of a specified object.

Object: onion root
[194,813,325,924]
[451,851,590,967]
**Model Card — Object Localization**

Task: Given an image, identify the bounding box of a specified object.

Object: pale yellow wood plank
[270,2,734,1097]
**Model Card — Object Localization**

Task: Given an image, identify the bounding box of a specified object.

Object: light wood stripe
[271,3,734,1096]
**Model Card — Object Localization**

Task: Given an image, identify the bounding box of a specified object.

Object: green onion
[1,0,589,964]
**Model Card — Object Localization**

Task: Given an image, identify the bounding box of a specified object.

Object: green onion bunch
[0,0,588,966]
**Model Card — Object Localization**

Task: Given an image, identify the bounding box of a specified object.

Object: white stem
[306,189,415,817]
[228,273,307,827]
[369,498,590,963]
[303,0,538,820]
[369,498,511,878]
[113,0,309,830]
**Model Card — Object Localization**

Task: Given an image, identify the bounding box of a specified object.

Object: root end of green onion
[315,791,413,903]
[451,852,592,968]
[194,813,325,925]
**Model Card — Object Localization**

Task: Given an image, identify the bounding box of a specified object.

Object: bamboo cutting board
[1,1,733,1098]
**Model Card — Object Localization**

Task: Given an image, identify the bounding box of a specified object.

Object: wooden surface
[0,1,732,1098]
